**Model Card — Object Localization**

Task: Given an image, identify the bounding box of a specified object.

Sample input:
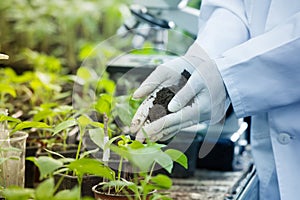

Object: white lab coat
[195,0,300,199]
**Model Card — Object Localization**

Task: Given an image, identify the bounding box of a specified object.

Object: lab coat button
[277,133,291,145]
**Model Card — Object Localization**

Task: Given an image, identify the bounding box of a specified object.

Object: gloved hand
[130,43,227,142]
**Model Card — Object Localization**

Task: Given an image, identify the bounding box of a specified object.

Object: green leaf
[94,93,112,116]
[155,152,173,173]
[113,102,132,127]
[0,114,21,123]
[165,149,188,169]
[53,118,77,136]
[97,79,115,95]
[77,67,93,82]
[77,115,92,128]
[89,128,104,149]
[67,158,115,180]
[128,140,144,149]
[110,144,158,172]
[35,178,55,200]
[89,121,105,129]
[79,147,100,159]
[0,83,16,97]
[1,186,34,200]
[79,44,95,61]
[150,174,172,189]
[40,103,58,109]
[33,109,54,122]
[53,105,73,115]
[13,121,51,132]
[14,71,34,83]
[42,148,65,159]
[152,193,173,200]
[53,186,80,200]
[57,157,75,164]
[27,156,63,180]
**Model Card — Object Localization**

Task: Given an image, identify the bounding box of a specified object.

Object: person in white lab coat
[130,0,300,199]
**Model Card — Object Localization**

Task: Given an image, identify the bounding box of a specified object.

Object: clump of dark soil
[147,70,191,122]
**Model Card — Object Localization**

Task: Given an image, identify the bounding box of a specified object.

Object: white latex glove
[130,43,227,142]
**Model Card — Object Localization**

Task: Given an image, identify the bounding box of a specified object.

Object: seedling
[23,114,114,198]
[88,115,187,200]
[31,103,75,148]
[94,135,187,200]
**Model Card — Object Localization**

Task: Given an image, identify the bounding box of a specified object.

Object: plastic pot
[92,184,155,200]
[54,173,103,198]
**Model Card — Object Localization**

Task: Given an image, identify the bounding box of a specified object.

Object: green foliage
[73,66,121,133]
[0,84,16,98]
[88,128,105,149]
[165,149,188,169]
[22,49,62,74]
[12,121,51,133]
[67,158,115,181]
[1,186,34,200]
[1,178,94,200]
[110,138,187,173]
[0,0,130,71]
[94,136,188,199]
[26,156,115,198]
[94,94,113,117]
[35,178,56,199]
[0,65,76,143]
[26,156,64,180]
[29,155,115,182]
[31,104,74,126]
[53,119,77,136]
[32,125,185,200]
[0,112,51,136]
[0,66,74,120]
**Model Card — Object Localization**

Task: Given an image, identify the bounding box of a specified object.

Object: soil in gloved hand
[147,70,191,122]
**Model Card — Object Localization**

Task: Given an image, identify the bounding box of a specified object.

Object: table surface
[168,151,253,200]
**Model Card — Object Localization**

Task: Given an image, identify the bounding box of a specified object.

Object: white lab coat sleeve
[215,11,300,118]
[196,0,250,58]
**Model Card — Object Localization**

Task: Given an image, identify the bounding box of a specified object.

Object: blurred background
[0,0,201,74]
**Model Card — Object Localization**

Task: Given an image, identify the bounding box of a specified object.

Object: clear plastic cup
[0,131,28,189]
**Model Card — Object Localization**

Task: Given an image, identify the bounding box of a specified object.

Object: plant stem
[116,156,123,192]
[117,157,123,181]
[149,162,156,178]
[77,176,83,198]
[103,113,108,137]
[63,130,67,150]
[53,174,65,193]
[75,126,84,160]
